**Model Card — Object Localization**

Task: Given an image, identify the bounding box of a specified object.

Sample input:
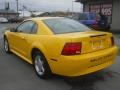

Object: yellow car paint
[4,17,118,77]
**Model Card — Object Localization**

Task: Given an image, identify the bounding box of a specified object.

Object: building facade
[0,9,19,19]
[76,0,120,32]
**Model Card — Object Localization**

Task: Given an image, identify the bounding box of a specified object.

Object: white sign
[101,4,112,16]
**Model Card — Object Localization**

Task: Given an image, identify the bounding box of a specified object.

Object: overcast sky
[0,0,83,12]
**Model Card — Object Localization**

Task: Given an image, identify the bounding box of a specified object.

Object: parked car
[8,17,24,23]
[4,17,118,79]
[71,12,107,30]
[0,17,8,23]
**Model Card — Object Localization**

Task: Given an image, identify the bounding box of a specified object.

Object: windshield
[88,13,96,20]
[89,13,100,20]
[43,18,91,34]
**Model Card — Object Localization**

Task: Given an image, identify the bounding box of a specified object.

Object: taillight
[111,37,114,46]
[61,42,82,55]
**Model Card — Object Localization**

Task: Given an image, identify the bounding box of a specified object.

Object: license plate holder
[92,40,102,50]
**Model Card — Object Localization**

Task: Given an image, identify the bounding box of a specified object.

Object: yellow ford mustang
[4,17,118,79]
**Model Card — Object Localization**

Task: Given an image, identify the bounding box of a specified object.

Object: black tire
[33,51,52,79]
[4,37,11,53]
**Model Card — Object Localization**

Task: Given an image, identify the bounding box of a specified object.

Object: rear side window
[31,23,37,34]
[43,18,91,34]
[17,21,37,34]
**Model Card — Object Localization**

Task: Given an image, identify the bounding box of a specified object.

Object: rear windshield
[43,18,91,34]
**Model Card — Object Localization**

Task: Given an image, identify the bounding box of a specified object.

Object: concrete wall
[111,0,120,31]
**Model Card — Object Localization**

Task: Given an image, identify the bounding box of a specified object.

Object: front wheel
[33,51,52,79]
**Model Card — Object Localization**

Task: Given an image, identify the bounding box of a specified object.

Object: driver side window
[17,21,37,34]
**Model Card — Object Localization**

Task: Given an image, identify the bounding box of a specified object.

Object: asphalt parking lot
[0,23,120,90]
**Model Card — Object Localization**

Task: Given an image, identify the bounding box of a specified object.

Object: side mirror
[10,27,16,32]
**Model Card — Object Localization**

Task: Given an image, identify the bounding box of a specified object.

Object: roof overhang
[75,0,90,3]
[75,0,113,3]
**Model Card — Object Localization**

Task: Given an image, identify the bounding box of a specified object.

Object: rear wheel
[33,51,52,79]
[4,37,11,53]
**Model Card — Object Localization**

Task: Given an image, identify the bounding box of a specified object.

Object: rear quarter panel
[32,35,72,60]
[30,35,72,72]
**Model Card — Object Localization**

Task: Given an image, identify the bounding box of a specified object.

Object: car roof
[29,17,64,21]
[77,12,96,14]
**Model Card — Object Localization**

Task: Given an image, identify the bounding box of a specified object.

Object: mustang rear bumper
[49,46,118,77]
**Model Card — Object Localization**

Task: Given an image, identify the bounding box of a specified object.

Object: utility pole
[23,5,25,17]
[72,0,74,15]
[16,0,18,13]
[5,2,10,19]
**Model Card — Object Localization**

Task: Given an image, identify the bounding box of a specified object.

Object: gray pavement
[114,35,120,47]
[0,23,120,90]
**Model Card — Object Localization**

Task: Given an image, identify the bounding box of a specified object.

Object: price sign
[101,4,112,16]
[89,3,112,16]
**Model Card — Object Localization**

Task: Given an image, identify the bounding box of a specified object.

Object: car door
[11,21,37,58]
[79,14,88,25]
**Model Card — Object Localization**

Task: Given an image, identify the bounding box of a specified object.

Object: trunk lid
[57,31,112,54]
